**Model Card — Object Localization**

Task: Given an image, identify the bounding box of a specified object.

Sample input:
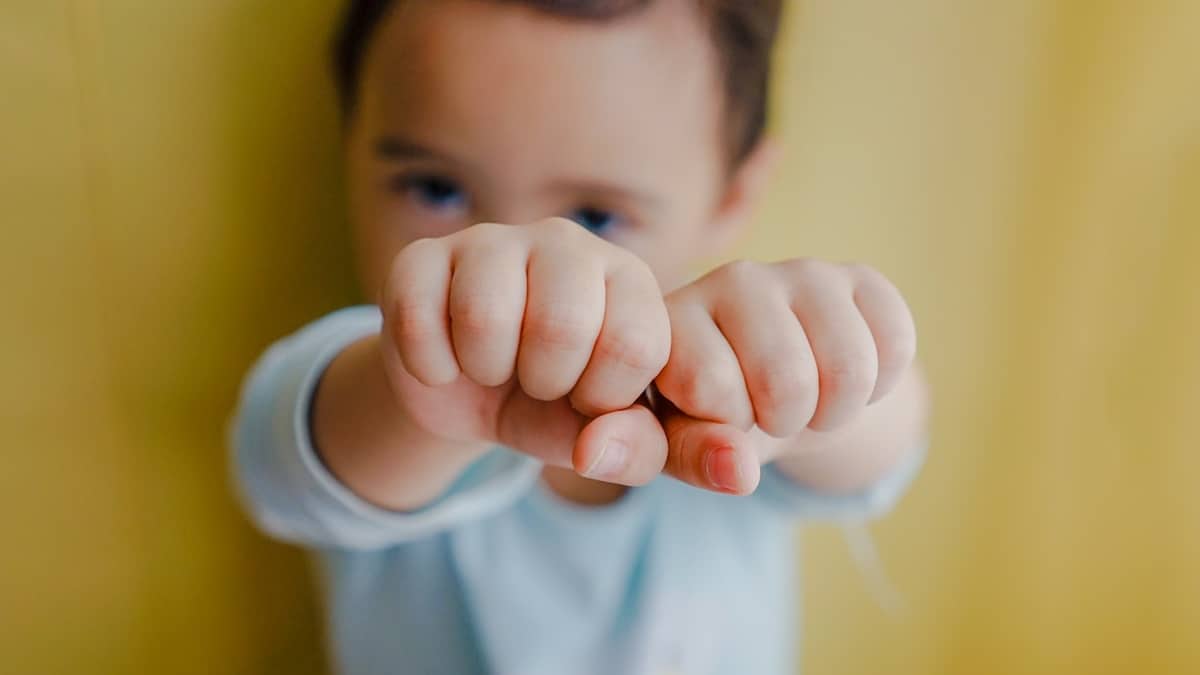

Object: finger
[850,266,918,404]
[792,277,879,431]
[713,290,819,438]
[572,405,669,486]
[661,409,760,495]
[518,245,605,401]
[382,238,460,386]
[494,389,586,469]
[655,299,755,429]
[448,235,528,386]
[570,261,671,417]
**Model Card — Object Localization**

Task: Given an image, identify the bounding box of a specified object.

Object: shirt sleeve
[228,306,542,551]
[751,444,927,521]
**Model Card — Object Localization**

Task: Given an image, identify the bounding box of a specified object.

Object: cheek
[353,205,468,299]
[349,183,468,297]
[351,218,401,301]
[348,195,412,299]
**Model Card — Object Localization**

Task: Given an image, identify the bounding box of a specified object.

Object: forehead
[358,0,724,185]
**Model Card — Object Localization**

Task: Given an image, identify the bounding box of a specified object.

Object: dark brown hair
[332,0,783,161]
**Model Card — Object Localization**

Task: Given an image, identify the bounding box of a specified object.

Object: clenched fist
[659,259,917,435]
[379,218,672,484]
[650,259,918,493]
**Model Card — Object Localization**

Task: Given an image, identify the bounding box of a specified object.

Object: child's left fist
[656,259,917,438]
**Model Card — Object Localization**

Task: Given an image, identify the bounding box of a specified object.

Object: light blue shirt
[231,307,922,675]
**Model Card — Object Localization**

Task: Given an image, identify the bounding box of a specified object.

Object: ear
[705,136,782,255]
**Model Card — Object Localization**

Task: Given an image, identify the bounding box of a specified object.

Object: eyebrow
[548,178,663,214]
[374,136,445,161]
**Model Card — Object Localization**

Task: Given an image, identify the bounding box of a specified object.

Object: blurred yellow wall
[3,1,1197,674]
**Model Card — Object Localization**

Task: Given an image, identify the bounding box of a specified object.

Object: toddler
[232,0,929,673]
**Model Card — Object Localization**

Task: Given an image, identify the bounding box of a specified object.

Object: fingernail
[705,446,741,492]
[584,438,631,480]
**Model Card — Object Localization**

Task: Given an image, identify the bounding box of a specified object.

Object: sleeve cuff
[232,306,542,551]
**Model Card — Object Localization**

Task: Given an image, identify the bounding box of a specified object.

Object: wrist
[770,364,928,495]
[313,334,489,511]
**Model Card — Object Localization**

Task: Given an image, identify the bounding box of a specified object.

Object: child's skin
[311,0,928,509]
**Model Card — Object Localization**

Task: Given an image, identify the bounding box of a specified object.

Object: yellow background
[3,1,1197,673]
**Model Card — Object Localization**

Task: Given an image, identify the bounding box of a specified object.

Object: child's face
[346,0,768,296]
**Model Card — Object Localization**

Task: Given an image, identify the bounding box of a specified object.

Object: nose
[472,196,555,227]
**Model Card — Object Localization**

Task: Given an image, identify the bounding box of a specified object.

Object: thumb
[661,410,761,496]
[572,405,669,487]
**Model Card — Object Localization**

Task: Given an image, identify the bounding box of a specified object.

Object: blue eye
[569,207,621,234]
[398,175,467,211]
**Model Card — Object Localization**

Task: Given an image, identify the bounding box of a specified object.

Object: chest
[441,488,792,674]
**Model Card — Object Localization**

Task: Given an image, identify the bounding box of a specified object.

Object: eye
[568,206,622,234]
[393,174,468,212]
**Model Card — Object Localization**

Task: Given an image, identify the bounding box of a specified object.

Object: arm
[238,219,674,539]
[230,306,541,550]
[310,334,488,512]
[314,219,674,512]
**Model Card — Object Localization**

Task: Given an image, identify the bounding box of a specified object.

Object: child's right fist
[379,218,671,458]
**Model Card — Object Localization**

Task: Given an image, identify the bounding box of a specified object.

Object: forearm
[769,363,929,495]
[312,334,489,511]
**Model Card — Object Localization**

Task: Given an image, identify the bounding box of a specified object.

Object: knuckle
[871,306,918,355]
[396,236,440,264]
[879,330,918,367]
[779,258,847,289]
[390,305,441,347]
[594,325,670,375]
[749,363,808,412]
[568,390,607,417]
[820,352,878,395]
[452,299,510,339]
[778,257,825,277]
[536,216,588,242]
[670,364,745,421]
[519,368,573,400]
[663,424,693,479]
[459,224,529,261]
[570,384,635,418]
[750,364,816,434]
[466,227,519,254]
[463,221,506,241]
[526,306,597,349]
[847,262,895,290]
[386,241,435,290]
[384,240,448,332]
[716,259,765,288]
[612,255,660,290]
